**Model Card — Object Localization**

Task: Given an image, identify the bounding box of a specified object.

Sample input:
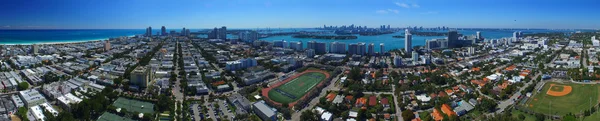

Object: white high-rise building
[512,31,519,43]
[476,31,482,40]
[405,29,412,54]
[412,51,419,64]
[379,43,385,54]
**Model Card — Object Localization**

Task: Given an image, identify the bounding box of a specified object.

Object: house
[384,113,391,120]
[381,98,390,107]
[321,112,333,121]
[431,109,444,121]
[355,97,367,107]
[441,104,456,116]
[333,95,345,104]
[453,100,475,116]
[326,93,336,102]
[368,96,377,106]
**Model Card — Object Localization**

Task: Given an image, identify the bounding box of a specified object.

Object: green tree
[17,107,28,121]
[402,110,416,121]
[300,110,319,121]
[17,82,29,91]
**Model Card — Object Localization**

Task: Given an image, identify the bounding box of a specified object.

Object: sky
[0,0,599,29]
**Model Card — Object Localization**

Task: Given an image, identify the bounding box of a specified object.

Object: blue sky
[1,0,598,29]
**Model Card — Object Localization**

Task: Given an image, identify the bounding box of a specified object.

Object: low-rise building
[18,89,47,108]
[252,101,277,121]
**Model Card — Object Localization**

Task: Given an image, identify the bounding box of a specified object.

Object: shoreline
[0,35,136,45]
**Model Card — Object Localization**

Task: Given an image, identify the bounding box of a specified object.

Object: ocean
[0,29,590,50]
[260,29,591,51]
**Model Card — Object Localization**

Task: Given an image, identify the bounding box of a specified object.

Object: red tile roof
[368,96,377,106]
[381,98,389,106]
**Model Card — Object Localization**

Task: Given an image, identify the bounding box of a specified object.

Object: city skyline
[1,0,599,29]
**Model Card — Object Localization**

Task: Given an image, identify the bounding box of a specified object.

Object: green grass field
[112,97,156,114]
[268,72,326,104]
[527,82,599,116]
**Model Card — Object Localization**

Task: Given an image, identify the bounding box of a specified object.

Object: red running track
[261,70,331,108]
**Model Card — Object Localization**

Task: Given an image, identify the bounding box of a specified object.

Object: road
[494,72,541,114]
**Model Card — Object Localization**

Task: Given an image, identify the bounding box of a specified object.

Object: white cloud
[387,9,399,14]
[395,2,411,8]
[412,4,420,8]
[2,25,10,28]
[395,2,420,9]
[376,10,389,14]
[421,11,439,15]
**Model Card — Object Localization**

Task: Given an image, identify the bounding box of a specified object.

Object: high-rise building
[208,26,227,39]
[315,42,326,55]
[380,43,385,55]
[307,41,326,54]
[31,44,38,54]
[185,29,190,36]
[513,31,519,43]
[145,26,152,37]
[181,28,187,36]
[476,31,482,40]
[447,30,459,48]
[161,26,167,36]
[104,40,111,51]
[393,55,403,67]
[348,43,358,55]
[239,31,259,42]
[405,29,413,54]
[357,42,366,56]
[130,66,152,88]
[329,41,346,54]
[289,41,303,51]
[368,43,375,56]
[412,51,419,64]
[306,49,315,58]
[219,26,227,39]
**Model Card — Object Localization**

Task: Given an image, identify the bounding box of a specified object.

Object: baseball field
[526,82,599,115]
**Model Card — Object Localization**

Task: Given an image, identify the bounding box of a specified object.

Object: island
[358,31,395,36]
[411,31,448,36]
[392,35,405,38]
[292,35,358,40]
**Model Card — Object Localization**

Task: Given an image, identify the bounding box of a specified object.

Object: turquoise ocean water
[0,29,591,52]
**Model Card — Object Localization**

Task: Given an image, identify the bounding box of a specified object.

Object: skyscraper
[31,44,38,54]
[181,28,187,36]
[330,41,346,54]
[379,43,385,55]
[447,30,459,48]
[145,26,152,37]
[512,31,519,43]
[476,31,482,40]
[239,31,259,42]
[368,43,375,56]
[412,51,419,64]
[348,43,358,55]
[405,29,412,54]
[219,26,227,39]
[104,40,111,51]
[358,42,366,56]
[307,41,326,55]
[161,26,166,36]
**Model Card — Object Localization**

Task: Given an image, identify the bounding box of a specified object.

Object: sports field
[112,97,155,114]
[267,71,328,104]
[526,82,599,115]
